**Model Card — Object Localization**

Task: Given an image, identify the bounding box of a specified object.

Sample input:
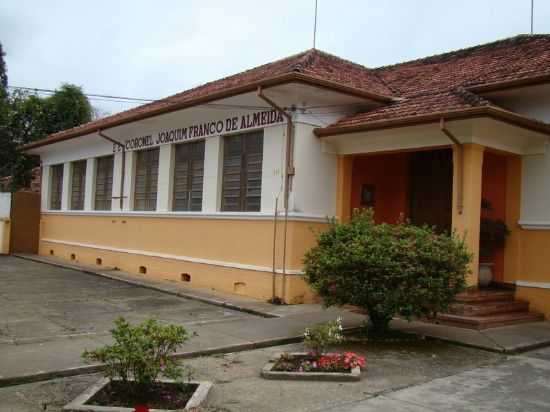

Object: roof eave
[22,73,395,152]
[466,72,550,94]
[314,107,550,137]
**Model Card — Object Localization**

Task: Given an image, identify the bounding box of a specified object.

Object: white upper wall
[486,85,550,226]
[32,87,364,219]
[290,121,337,217]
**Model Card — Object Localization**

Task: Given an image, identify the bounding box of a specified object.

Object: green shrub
[304,209,470,334]
[83,317,189,399]
[303,318,344,356]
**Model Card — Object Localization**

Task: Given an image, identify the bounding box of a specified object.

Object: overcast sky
[1,0,549,116]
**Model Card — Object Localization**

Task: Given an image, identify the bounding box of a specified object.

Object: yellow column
[452,144,484,287]
[336,155,353,222]
[503,154,522,282]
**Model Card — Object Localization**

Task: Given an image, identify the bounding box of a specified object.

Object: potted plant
[64,317,212,412]
[479,199,510,288]
[262,318,366,381]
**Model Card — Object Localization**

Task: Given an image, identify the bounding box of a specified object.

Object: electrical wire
[7,85,373,114]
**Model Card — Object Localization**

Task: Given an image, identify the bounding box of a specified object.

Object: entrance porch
[324,115,550,327]
[339,146,510,285]
[326,117,548,288]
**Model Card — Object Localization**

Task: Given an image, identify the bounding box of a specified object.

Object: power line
[7,85,155,103]
[6,84,367,113]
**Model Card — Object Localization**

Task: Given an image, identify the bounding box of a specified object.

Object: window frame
[94,155,114,211]
[49,164,64,210]
[70,160,87,211]
[133,147,160,211]
[221,131,264,212]
[172,140,205,212]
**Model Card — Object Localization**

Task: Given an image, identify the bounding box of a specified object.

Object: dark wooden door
[409,149,453,232]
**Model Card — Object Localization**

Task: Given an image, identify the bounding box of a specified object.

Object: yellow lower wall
[39,213,326,304]
[516,286,550,318]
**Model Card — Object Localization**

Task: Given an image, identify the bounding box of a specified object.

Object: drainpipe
[271,196,279,301]
[97,130,126,210]
[440,118,463,214]
[257,86,295,302]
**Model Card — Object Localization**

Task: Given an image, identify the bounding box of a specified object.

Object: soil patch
[87,380,198,409]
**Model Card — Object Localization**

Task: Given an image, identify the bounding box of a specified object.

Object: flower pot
[478,263,494,288]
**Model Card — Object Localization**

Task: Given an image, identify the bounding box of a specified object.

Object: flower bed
[262,352,364,382]
[65,317,211,411]
[64,378,212,412]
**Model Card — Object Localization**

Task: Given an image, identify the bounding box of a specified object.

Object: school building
[24,35,550,319]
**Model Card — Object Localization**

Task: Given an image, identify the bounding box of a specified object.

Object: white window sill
[41,209,329,222]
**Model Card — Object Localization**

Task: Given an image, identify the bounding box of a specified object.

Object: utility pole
[313,0,318,48]
[531,0,534,35]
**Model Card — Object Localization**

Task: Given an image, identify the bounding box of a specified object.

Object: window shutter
[173,141,204,211]
[94,155,114,210]
[134,148,159,211]
[70,160,87,210]
[50,164,64,210]
[221,131,263,212]
[244,133,263,211]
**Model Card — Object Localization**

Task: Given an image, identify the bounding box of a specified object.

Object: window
[70,160,87,210]
[173,141,205,211]
[221,131,263,212]
[49,164,64,210]
[95,155,114,210]
[134,148,159,211]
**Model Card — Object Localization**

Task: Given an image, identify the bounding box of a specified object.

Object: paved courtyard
[2,256,550,411]
[0,256,257,345]
[0,255,365,381]
[4,341,550,411]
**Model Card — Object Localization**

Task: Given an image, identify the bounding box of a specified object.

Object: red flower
[134,405,149,412]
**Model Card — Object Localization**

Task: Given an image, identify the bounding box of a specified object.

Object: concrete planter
[261,353,362,382]
[63,378,212,412]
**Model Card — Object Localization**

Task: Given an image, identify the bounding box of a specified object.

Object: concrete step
[448,300,530,316]
[454,290,515,304]
[436,311,545,330]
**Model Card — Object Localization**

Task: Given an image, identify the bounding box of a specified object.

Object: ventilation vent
[96,258,102,266]
[139,266,147,274]
[70,253,76,261]
[49,250,54,256]
[181,273,191,282]
[233,282,246,294]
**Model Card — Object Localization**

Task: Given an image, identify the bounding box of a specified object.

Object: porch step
[454,289,515,304]
[447,300,530,316]
[435,311,544,330]
[436,289,545,330]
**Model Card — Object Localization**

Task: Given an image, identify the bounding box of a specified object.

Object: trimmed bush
[304,209,471,334]
[83,317,189,401]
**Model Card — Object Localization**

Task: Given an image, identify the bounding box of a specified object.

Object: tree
[0,42,11,185]
[0,75,93,190]
[303,209,471,334]
[42,84,92,134]
[0,42,6,91]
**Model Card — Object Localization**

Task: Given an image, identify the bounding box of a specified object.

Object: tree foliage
[304,209,471,334]
[0,43,93,191]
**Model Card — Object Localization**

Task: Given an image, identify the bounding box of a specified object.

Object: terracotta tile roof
[320,34,550,134]
[330,89,493,127]
[374,34,550,97]
[25,34,550,149]
[24,49,393,149]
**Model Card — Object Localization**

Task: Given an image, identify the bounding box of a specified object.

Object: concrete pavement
[0,256,365,385]
[327,346,550,411]
[4,254,550,388]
